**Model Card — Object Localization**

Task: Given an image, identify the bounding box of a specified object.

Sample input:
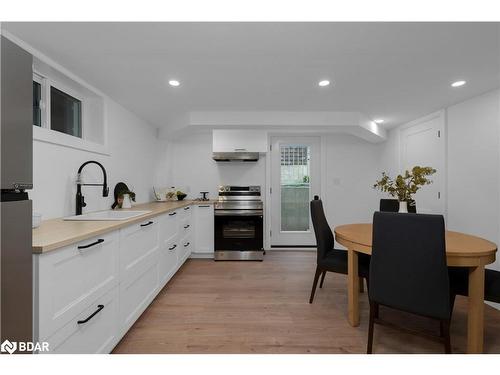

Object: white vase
[398,200,408,213]
[122,194,132,209]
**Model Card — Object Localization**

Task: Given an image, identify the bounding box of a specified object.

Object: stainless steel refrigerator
[0,35,33,348]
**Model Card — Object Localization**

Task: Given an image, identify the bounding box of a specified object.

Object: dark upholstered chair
[367,212,454,354]
[309,197,370,304]
[380,198,416,213]
[449,267,500,304]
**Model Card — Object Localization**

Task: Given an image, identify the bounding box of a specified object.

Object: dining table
[334,223,497,354]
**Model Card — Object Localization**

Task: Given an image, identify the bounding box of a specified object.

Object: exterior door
[270,137,321,247]
[400,111,445,214]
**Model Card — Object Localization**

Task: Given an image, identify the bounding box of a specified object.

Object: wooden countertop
[32,200,215,254]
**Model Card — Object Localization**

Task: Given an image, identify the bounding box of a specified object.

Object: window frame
[33,73,47,128]
[48,80,84,139]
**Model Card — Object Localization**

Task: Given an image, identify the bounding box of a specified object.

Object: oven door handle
[215,210,263,216]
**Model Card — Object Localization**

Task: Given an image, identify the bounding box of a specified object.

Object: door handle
[169,212,177,216]
[184,224,190,229]
[198,205,210,208]
[184,206,190,210]
[78,238,104,250]
[184,242,190,247]
[77,304,104,324]
[140,221,153,227]
[168,244,177,251]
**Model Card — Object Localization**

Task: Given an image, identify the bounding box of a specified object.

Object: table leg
[347,247,360,326]
[467,265,485,354]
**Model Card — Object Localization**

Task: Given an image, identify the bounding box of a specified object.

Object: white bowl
[33,212,42,228]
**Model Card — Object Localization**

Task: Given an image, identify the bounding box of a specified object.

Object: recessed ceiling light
[318,80,330,87]
[374,119,384,124]
[168,79,180,87]
[451,80,466,88]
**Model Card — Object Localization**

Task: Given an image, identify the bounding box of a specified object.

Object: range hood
[212,152,259,162]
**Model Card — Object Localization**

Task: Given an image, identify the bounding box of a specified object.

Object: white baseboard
[189,253,214,259]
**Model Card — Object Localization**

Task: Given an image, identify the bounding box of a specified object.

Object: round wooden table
[334,223,497,354]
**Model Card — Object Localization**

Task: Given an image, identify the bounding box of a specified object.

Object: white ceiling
[3,22,499,129]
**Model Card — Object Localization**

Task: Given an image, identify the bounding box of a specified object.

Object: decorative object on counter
[373,166,436,213]
[166,187,177,201]
[153,186,167,202]
[111,182,136,209]
[33,212,42,228]
[176,190,187,201]
[199,191,210,201]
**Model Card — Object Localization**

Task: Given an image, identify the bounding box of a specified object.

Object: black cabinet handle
[198,205,210,208]
[184,242,190,247]
[184,206,190,210]
[184,224,190,229]
[168,244,177,251]
[140,221,153,227]
[169,212,177,216]
[77,304,104,324]
[78,238,104,250]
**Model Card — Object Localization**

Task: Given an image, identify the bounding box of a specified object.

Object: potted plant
[373,166,436,213]
[117,189,136,209]
[176,190,187,201]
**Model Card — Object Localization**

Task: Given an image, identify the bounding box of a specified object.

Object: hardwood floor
[112,251,500,354]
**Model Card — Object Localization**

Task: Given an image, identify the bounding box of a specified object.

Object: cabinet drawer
[158,238,179,287]
[36,231,119,340]
[179,235,192,266]
[119,262,159,334]
[160,210,179,246]
[120,218,160,283]
[44,286,119,354]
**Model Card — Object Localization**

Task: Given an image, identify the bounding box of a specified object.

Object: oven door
[214,211,263,251]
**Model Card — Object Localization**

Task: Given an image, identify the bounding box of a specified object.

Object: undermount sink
[63,210,152,221]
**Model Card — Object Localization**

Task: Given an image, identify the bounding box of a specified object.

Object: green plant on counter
[373,166,436,202]
[118,189,136,202]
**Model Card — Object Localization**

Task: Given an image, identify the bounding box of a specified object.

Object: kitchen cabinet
[193,204,214,255]
[34,231,119,341]
[212,129,268,153]
[34,202,214,353]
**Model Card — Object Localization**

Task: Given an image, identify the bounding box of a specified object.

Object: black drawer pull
[77,304,104,324]
[168,244,177,250]
[184,224,190,229]
[184,206,190,210]
[198,205,210,208]
[184,242,190,247]
[78,238,104,249]
[140,221,153,227]
[169,212,177,216]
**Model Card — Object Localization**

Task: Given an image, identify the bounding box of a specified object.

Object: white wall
[157,131,266,200]
[446,90,500,271]
[381,89,500,272]
[32,99,160,219]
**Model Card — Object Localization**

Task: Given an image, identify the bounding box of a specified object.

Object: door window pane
[33,81,42,126]
[50,86,82,138]
[280,145,311,231]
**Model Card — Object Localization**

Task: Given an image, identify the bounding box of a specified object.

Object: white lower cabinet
[193,204,214,255]
[34,203,214,354]
[43,287,119,354]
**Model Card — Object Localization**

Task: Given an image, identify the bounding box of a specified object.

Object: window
[50,86,82,138]
[33,81,42,127]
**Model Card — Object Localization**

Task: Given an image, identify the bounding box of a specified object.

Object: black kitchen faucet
[75,160,109,215]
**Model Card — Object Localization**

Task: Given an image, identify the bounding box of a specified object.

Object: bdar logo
[1,340,17,354]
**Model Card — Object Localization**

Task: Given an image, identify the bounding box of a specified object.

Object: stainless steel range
[214,185,264,261]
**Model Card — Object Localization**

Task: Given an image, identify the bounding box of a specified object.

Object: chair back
[310,198,334,262]
[369,212,451,319]
[380,199,416,213]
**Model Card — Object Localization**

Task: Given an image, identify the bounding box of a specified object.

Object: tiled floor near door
[113,251,500,354]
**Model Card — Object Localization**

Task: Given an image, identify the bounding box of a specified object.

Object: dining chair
[379,198,417,213]
[367,211,453,354]
[309,197,370,304]
[449,267,500,304]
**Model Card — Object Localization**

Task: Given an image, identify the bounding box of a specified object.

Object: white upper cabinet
[212,129,268,153]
